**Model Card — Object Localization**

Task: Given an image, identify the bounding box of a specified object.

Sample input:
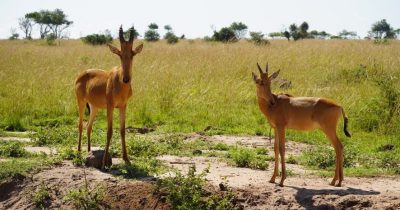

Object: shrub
[249,31,269,45]
[81,34,112,45]
[213,142,230,151]
[128,137,161,157]
[144,30,160,41]
[46,33,56,46]
[156,166,236,210]
[0,141,27,157]
[33,184,51,209]
[30,127,76,146]
[227,147,269,170]
[212,27,237,42]
[302,145,359,169]
[164,32,179,44]
[64,172,106,210]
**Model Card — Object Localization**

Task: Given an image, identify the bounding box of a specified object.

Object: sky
[0,0,399,39]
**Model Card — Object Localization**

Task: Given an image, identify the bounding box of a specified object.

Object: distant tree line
[9,10,400,45]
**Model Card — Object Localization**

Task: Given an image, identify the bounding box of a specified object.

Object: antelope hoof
[269,179,275,183]
[335,182,342,187]
[330,179,336,186]
[124,159,131,165]
[278,183,284,187]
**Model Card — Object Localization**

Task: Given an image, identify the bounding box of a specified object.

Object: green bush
[30,127,76,146]
[33,184,51,209]
[81,34,113,45]
[249,31,269,45]
[164,32,179,44]
[0,141,27,157]
[156,166,236,210]
[227,147,269,170]
[46,33,56,46]
[302,145,359,169]
[64,183,105,210]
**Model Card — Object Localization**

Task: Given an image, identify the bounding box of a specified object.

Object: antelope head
[107,26,143,84]
[252,62,280,105]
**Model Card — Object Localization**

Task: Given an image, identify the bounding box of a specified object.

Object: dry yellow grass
[0,39,399,135]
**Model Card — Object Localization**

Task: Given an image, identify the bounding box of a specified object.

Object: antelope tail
[341,108,351,137]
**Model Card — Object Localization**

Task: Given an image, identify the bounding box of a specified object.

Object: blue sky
[0,0,399,39]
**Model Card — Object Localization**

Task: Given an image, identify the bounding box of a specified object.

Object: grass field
[0,39,399,176]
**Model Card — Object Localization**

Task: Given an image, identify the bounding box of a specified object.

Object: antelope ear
[252,72,258,83]
[269,70,280,80]
[107,44,121,56]
[133,43,144,54]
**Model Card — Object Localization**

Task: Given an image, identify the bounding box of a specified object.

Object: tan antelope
[75,26,143,169]
[252,63,351,187]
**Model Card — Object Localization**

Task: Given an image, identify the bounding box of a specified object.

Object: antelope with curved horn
[75,26,143,169]
[252,63,351,187]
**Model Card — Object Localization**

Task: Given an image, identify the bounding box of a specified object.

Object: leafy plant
[33,183,51,209]
[0,141,27,157]
[156,166,236,210]
[81,34,112,45]
[227,147,269,170]
[64,169,105,210]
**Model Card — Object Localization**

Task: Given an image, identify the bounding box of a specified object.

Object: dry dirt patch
[0,161,169,210]
[159,155,400,209]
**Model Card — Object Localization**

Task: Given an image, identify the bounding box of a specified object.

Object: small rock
[219,183,227,191]
[85,150,112,169]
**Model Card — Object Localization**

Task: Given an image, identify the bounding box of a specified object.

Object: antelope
[252,63,351,187]
[75,26,143,169]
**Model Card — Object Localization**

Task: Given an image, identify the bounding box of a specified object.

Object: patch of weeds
[33,183,51,209]
[212,142,230,151]
[72,152,85,167]
[0,157,60,182]
[227,147,269,170]
[286,154,298,164]
[301,145,359,169]
[64,173,106,210]
[0,141,27,157]
[111,157,164,179]
[3,117,26,132]
[255,147,268,155]
[128,136,161,157]
[378,152,400,169]
[155,166,237,210]
[377,144,395,152]
[30,127,76,146]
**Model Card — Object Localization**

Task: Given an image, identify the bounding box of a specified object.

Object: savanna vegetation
[1,37,400,208]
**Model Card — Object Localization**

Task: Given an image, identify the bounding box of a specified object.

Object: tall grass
[0,39,399,138]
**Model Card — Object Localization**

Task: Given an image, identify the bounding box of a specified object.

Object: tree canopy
[370,19,396,39]
[25,9,72,39]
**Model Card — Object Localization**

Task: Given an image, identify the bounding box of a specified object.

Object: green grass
[1,39,399,177]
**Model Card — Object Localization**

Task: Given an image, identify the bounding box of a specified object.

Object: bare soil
[1,135,399,209]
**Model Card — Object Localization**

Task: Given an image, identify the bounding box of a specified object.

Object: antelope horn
[266,62,269,75]
[129,27,135,42]
[119,25,125,43]
[257,63,263,74]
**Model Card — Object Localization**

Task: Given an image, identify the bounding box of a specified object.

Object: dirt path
[0,161,169,210]
[1,134,399,209]
[158,155,400,209]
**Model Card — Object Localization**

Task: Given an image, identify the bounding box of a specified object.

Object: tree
[283,31,290,41]
[268,32,283,39]
[249,31,269,45]
[230,22,248,39]
[299,21,309,38]
[148,23,158,30]
[25,10,51,39]
[164,25,172,32]
[9,28,19,40]
[144,23,160,41]
[25,9,72,41]
[289,24,300,41]
[338,30,357,39]
[163,25,178,44]
[46,9,73,39]
[18,17,34,39]
[212,27,237,42]
[370,19,395,39]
